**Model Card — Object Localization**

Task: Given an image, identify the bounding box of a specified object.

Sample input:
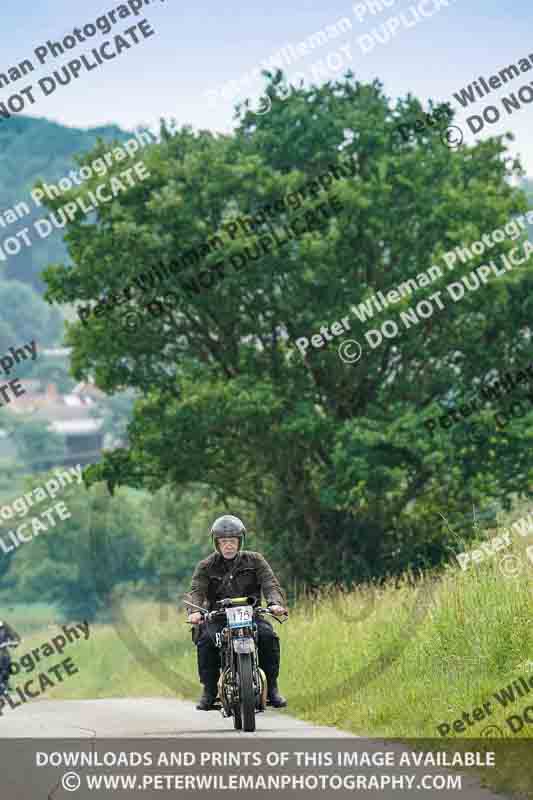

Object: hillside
[0,115,131,293]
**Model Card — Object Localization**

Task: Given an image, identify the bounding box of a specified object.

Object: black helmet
[211,515,246,552]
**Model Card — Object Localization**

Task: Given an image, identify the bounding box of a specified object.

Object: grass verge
[6,512,533,795]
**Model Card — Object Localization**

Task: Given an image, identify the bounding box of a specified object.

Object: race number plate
[233,638,255,653]
[226,606,254,628]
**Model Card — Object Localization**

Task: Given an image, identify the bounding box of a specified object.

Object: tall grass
[8,517,533,795]
[16,527,533,738]
[281,558,533,738]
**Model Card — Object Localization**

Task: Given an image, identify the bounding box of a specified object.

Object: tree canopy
[43,72,533,587]
[0,279,63,352]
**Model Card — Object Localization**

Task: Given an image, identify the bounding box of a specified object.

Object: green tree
[0,280,62,352]
[0,413,66,473]
[43,73,532,587]
[95,390,136,446]
[2,482,147,619]
[1,479,216,619]
[21,354,76,394]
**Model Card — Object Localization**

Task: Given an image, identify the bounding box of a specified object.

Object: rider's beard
[220,545,238,559]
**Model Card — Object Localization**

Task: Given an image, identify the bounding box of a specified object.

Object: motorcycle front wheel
[237,652,256,732]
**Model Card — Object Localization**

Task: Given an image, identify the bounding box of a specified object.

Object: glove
[268,604,287,616]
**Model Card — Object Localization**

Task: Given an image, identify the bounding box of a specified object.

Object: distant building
[6,380,105,468]
[0,346,132,472]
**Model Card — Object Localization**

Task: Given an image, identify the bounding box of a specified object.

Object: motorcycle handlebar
[187,607,288,625]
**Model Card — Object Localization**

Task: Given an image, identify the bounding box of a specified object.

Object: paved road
[0,700,512,799]
[0,697,355,737]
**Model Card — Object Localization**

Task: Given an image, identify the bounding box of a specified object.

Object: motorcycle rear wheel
[237,652,256,732]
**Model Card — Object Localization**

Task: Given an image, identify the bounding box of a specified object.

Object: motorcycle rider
[187,515,288,711]
[0,619,20,694]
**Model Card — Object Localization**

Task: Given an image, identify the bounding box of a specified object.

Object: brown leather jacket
[186,550,286,615]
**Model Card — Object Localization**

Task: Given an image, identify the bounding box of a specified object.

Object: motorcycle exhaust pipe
[218,667,232,715]
[258,667,268,710]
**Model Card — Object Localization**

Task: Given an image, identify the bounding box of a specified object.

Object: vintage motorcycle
[186,595,288,732]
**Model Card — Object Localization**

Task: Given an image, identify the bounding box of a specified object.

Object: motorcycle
[0,638,19,695]
[186,595,288,732]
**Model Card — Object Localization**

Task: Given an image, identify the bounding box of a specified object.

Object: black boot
[267,679,287,708]
[196,684,219,711]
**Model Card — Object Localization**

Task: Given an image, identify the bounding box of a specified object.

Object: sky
[1,0,533,173]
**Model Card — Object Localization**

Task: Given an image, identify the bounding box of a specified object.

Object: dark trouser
[195,618,280,691]
[0,652,11,691]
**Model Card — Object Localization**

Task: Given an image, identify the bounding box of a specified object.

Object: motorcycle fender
[233,638,255,654]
